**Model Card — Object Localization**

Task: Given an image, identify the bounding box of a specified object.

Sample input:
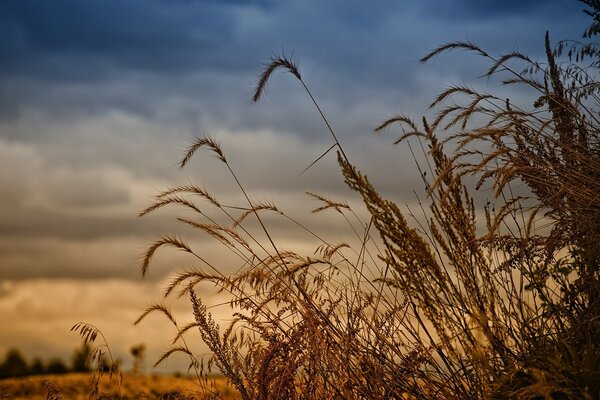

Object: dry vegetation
[32,1,600,399]
[0,373,237,399]
[137,4,600,400]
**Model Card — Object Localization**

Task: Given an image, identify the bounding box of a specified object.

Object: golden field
[0,373,239,399]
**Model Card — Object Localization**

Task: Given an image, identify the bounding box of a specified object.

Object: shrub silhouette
[135,3,600,399]
[130,343,146,376]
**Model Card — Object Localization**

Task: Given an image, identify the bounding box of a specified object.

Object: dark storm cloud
[0,0,241,77]
[0,0,588,80]
[0,0,404,87]
[426,0,573,19]
[0,0,589,135]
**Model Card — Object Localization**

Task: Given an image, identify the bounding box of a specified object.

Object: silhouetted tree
[0,348,28,378]
[45,358,68,375]
[71,343,91,373]
[29,357,45,375]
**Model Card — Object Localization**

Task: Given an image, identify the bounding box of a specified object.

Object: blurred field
[0,372,240,399]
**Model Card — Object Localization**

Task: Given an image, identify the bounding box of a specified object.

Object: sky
[0,0,590,373]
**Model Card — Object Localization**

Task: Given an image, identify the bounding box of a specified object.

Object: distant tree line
[0,345,91,379]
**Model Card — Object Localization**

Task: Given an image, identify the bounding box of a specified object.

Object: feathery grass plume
[252,55,301,102]
[306,191,351,214]
[232,202,280,228]
[315,242,350,260]
[180,136,226,168]
[155,183,220,208]
[153,347,198,369]
[139,195,203,217]
[134,303,177,326]
[253,52,354,173]
[141,235,192,277]
[374,114,428,144]
[189,287,249,400]
[419,40,489,63]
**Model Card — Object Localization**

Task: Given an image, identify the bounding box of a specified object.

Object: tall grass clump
[139,3,600,399]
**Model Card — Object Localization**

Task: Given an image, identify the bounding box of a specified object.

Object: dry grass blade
[139,196,203,217]
[171,321,202,345]
[71,322,99,345]
[428,86,479,109]
[375,115,426,144]
[141,235,193,277]
[153,346,198,368]
[306,191,351,213]
[134,303,177,326]
[484,51,535,77]
[177,218,233,246]
[374,114,419,132]
[420,40,489,63]
[163,269,222,298]
[316,242,351,260]
[43,379,63,400]
[252,55,302,102]
[300,143,337,175]
[502,76,544,89]
[156,184,220,208]
[287,257,328,274]
[180,136,226,168]
[233,203,280,227]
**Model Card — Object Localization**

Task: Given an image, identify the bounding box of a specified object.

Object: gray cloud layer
[0,0,589,282]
